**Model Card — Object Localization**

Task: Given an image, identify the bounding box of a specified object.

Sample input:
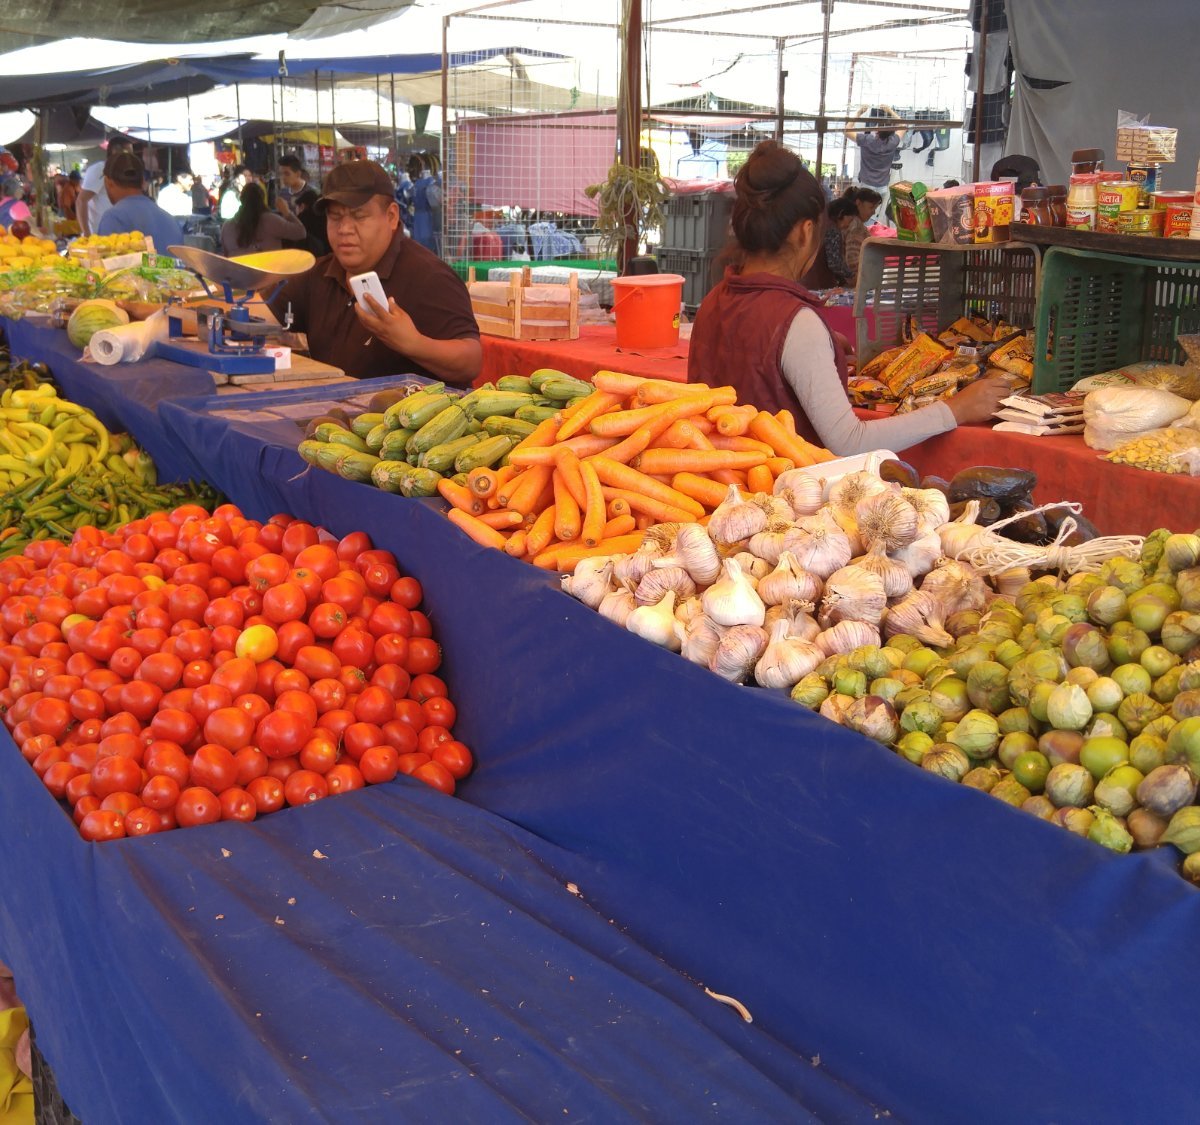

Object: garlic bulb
[892,532,943,578]
[785,523,853,581]
[782,598,822,643]
[829,470,889,518]
[561,559,614,609]
[937,500,993,558]
[708,484,768,546]
[702,558,766,627]
[748,520,796,567]
[754,619,826,691]
[855,491,920,552]
[635,565,696,606]
[756,551,823,606]
[901,487,952,537]
[749,492,795,523]
[773,468,824,518]
[709,623,769,683]
[920,559,990,615]
[815,620,881,657]
[613,541,666,589]
[598,588,636,628]
[819,564,887,627]
[652,523,721,586]
[641,522,683,553]
[995,566,1032,598]
[730,551,772,581]
[627,589,681,650]
[855,541,913,599]
[674,595,705,627]
[679,614,725,667]
[883,589,954,647]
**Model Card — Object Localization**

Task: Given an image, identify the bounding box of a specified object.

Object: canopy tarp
[0,1,416,55]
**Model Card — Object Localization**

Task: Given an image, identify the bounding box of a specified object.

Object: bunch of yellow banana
[0,383,114,491]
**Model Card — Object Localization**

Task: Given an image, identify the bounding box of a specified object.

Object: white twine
[959,500,1143,576]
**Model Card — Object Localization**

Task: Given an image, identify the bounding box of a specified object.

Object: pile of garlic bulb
[561,470,1023,692]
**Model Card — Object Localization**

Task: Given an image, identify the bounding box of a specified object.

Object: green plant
[585,148,669,265]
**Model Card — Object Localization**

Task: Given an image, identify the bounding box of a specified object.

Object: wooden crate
[468,266,579,341]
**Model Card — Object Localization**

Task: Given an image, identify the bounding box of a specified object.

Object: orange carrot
[634,380,713,406]
[715,406,757,437]
[690,416,715,434]
[505,464,553,515]
[554,534,647,572]
[509,417,559,455]
[598,422,657,465]
[504,529,528,558]
[467,466,499,499]
[607,496,631,519]
[671,472,730,509]
[656,419,699,449]
[600,487,699,524]
[554,448,588,509]
[495,467,529,508]
[531,547,562,569]
[708,435,775,455]
[477,510,525,530]
[712,470,748,486]
[525,504,557,556]
[447,507,507,549]
[685,425,716,450]
[634,513,653,531]
[633,448,767,476]
[746,464,774,494]
[767,456,795,476]
[775,409,797,434]
[555,390,622,441]
[602,514,636,538]
[591,370,648,396]
[437,477,484,515]
[748,410,816,467]
[589,457,706,518]
[553,469,581,540]
[589,392,723,438]
[579,459,606,547]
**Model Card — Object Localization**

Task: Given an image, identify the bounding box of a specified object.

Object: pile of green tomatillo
[790,527,1200,883]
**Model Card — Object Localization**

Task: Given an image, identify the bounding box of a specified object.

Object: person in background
[276,155,327,255]
[842,186,882,279]
[155,174,191,219]
[76,140,131,236]
[0,179,31,230]
[843,106,905,222]
[218,166,245,222]
[822,193,858,288]
[267,160,480,382]
[394,160,414,233]
[407,153,442,255]
[687,141,1010,456]
[96,151,183,255]
[220,182,306,256]
[58,170,81,218]
[191,174,213,216]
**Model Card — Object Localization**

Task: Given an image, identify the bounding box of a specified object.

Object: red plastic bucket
[610,274,684,348]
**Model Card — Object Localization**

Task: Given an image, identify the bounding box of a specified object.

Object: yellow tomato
[7,257,32,269]
[0,245,15,260]
[235,623,279,663]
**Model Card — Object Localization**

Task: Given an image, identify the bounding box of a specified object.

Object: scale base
[156,338,277,376]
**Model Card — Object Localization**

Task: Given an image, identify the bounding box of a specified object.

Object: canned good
[1127,163,1162,205]
[1096,181,1141,232]
[1117,208,1165,236]
[1153,192,1195,237]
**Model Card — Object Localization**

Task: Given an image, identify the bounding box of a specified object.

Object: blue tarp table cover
[1,317,215,483]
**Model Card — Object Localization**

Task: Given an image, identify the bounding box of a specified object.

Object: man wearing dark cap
[267,160,480,383]
[97,151,182,256]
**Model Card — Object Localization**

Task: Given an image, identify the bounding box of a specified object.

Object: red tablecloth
[863,414,1200,537]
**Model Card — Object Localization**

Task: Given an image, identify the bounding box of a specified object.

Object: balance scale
[159,246,316,377]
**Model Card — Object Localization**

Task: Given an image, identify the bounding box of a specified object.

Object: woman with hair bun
[842,186,881,277]
[688,141,1010,456]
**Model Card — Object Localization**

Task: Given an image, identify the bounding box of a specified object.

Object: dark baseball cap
[315,160,395,214]
[105,151,144,187]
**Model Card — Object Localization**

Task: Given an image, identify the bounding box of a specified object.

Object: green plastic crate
[1032,246,1200,392]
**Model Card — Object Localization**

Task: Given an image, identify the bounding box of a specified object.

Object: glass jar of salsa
[1021,186,1054,225]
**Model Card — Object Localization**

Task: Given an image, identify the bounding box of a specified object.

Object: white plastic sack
[1082,386,1192,450]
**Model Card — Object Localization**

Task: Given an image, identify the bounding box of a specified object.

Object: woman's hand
[275,196,292,216]
[947,373,1012,425]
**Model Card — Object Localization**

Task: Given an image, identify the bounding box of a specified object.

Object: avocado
[368,389,407,414]
[948,466,1037,504]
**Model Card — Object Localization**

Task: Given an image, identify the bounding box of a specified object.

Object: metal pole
[376,73,382,160]
[841,52,856,179]
[971,0,989,181]
[814,0,833,176]
[619,0,643,271]
[390,73,398,167]
[442,14,451,257]
[330,70,337,160]
[314,69,321,174]
[235,83,243,159]
[774,37,786,143]
[31,110,45,230]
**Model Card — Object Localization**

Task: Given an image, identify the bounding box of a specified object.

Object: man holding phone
[268,160,480,382]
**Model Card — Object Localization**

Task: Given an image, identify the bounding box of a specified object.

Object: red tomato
[79,809,126,841]
[354,685,396,726]
[372,634,409,668]
[271,668,311,696]
[141,774,181,812]
[256,709,313,760]
[417,725,453,755]
[65,771,94,804]
[91,755,143,798]
[234,746,269,786]
[288,566,323,605]
[189,683,234,724]
[405,640,442,677]
[309,678,346,714]
[274,689,318,727]
[118,680,163,722]
[246,553,289,591]
[211,656,256,698]
[396,752,430,776]
[336,531,372,561]
[317,708,355,740]
[332,628,374,670]
[149,708,200,746]
[422,696,456,729]
[299,738,338,774]
[432,741,474,780]
[174,628,213,663]
[294,544,340,580]
[144,742,191,787]
[182,659,214,689]
[100,791,141,818]
[390,576,423,610]
[176,787,222,827]
[359,744,399,784]
[219,787,257,822]
[322,576,364,615]
[342,722,384,761]
[381,719,419,756]
[293,645,340,682]
[265,755,300,781]
[280,522,319,561]
[370,663,410,701]
[413,760,456,795]
[231,587,263,616]
[211,547,247,585]
[168,584,209,623]
[190,744,239,792]
[255,658,284,699]
[325,762,365,794]
[29,696,70,738]
[210,625,242,655]
[391,699,426,734]
[32,744,67,777]
[274,620,314,665]
[308,602,347,639]
[338,665,368,694]
[409,612,433,639]
[42,760,81,799]
[73,795,102,826]
[247,775,285,814]
[138,652,184,691]
[204,597,245,630]
[204,707,255,752]
[367,601,412,639]
[284,769,328,806]
[124,807,164,836]
[233,692,272,725]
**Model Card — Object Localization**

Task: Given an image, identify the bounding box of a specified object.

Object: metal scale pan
[167,246,316,295]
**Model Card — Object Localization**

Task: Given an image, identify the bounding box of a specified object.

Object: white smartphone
[348,271,388,313]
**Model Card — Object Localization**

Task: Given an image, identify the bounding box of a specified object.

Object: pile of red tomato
[0,503,473,841]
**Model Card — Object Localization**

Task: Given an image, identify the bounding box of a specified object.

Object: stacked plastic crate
[656,191,734,313]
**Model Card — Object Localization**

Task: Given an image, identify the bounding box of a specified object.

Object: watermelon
[67,299,129,350]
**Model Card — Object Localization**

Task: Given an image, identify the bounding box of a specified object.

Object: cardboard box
[889,181,934,242]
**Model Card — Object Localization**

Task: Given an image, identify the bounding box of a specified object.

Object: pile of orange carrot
[437,370,833,572]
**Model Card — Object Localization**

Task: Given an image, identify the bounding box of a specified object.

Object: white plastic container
[788,449,900,500]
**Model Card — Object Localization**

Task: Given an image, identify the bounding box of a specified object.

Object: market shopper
[843,106,905,221]
[842,186,882,277]
[267,160,480,382]
[406,153,442,255]
[96,152,183,255]
[220,182,307,256]
[0,178,31,230]
[688,141,1010,456]
[76,141,131,236]
[276,155,328,255]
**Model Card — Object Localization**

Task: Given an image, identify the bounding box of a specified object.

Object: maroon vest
[687,268,848,445]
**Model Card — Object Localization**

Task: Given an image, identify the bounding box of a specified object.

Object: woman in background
[688,141,1009,456]
[220,182,306,256]
[842,186,882,279]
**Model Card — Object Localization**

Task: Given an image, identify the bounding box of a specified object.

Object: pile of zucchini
[297,369,591,498]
